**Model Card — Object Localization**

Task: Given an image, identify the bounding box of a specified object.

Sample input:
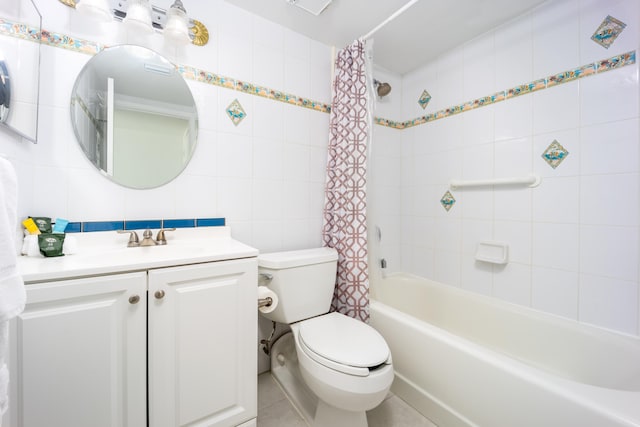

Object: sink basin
[18,226,259,283]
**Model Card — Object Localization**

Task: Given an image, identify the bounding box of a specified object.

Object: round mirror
[70,45,198,189]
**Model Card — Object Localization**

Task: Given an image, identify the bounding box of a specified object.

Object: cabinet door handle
[129,295,140,304]
[154,290,166,300]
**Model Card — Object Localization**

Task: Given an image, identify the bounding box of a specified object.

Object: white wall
[0,0,334,373]
[372,0,640,336]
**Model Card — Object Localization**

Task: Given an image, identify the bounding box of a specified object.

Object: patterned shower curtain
[322,39,371,323]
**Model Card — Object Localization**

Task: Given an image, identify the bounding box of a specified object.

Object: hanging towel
[0,156,24,424]
[0,322,7,419]
[0,156,24,323]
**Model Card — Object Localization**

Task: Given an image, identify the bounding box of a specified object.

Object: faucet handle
[117,230,140,247]
[155,228,176,245]
[139,228,158,246]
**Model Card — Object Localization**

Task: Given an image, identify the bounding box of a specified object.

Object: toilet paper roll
[257,286,278,314]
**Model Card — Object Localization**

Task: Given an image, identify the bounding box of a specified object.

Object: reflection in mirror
[0,60,9,122]
[70,45,198,189]
[0,0,42,143]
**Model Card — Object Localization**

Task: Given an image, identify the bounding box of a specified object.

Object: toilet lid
[298,312,390,369]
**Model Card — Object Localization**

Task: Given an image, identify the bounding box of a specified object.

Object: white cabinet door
[4,272,147,427]
[148,259,257,427]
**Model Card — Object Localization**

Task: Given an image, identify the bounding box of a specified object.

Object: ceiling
[231,0,548,75]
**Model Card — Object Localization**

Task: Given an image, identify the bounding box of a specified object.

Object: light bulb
[123,0,153,34]
[164,0,190,45]
[76,0,111,22]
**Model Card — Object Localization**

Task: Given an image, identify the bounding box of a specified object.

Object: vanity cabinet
[4,257,257,427]
[4,272,148,427]
[148,259,257,427]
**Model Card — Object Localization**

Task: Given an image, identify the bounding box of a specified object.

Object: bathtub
[369,273,640,427]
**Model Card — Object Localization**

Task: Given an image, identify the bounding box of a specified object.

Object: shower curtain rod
[361,0,420,40]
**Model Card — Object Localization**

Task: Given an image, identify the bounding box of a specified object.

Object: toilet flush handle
[259,273,273,282]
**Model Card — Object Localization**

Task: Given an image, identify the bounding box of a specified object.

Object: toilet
[258,247,393,427]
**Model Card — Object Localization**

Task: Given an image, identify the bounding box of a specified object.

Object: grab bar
[450,174,541,190]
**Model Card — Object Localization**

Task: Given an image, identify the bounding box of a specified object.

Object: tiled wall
[372,0,640,336]
[0,0,333,254]
[0,0,334,373]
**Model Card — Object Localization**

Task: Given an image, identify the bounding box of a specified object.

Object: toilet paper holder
[258,297,273,309]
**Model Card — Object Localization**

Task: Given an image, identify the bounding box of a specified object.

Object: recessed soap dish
[475,241,509,264]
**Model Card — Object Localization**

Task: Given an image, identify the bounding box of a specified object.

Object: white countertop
[18,226,259,283]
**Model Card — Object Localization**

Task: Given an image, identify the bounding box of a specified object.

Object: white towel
[0,156,24,424]
[0,322,8,421]
[0,156,25,323]
[0,363,7,420]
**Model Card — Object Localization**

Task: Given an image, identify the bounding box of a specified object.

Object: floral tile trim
[506,78,547,98]
[0,17,331,114]
[591,15,626,49]
[0,18,40,42]
[541,140,569,169]
[377,50,636,130]
[177,64,331,113]
[226,99,247,126]
[0,18,636,130]
[547,64,596,87]
[440,191,456,212]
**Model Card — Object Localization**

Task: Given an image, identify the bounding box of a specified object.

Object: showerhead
[374,79,392,97]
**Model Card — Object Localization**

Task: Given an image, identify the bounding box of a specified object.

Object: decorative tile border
[0,18,41,43]
[178,64,331,113]
[0,17,331,114]
[65,217,225,233]
[376,50,636,130]
[0,18,635,131]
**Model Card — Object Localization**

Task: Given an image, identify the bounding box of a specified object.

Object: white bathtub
[369,273,640,427]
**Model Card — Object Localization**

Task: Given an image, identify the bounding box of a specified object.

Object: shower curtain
[322,39,372,323]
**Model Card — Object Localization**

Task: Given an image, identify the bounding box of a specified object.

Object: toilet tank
[258,247,338,324]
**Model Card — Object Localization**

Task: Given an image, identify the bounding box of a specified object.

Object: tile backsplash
[65,217,225,233]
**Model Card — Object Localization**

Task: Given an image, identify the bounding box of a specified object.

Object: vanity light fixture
[164,0,190,45]
[123,0,153,34]
[75,0,111,22]
[59,0,209,46]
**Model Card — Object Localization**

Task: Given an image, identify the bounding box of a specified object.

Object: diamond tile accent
[591,15,626,49]
[440,190,456,212]
[418,90,431,109]
[542,140,569,169]
[226,99,247,126]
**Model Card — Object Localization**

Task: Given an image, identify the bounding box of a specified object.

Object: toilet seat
[297,312,390,377]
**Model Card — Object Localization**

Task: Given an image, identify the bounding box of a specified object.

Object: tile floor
[257,372,438,427]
